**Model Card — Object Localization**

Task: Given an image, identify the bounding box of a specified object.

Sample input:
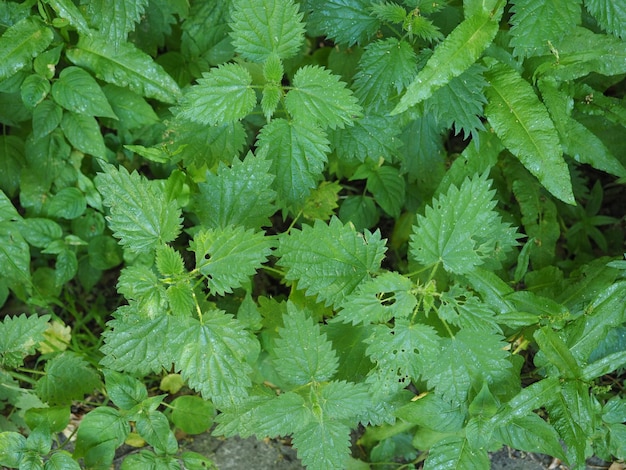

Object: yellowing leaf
[38,320,71,354]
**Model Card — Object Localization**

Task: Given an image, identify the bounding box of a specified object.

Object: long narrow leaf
[391,8,500,114]
[534,326,582,379]
[66,35,181,104]
[484,59,575,204]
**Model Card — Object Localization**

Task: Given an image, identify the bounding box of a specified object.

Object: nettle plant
[1,0,626,468]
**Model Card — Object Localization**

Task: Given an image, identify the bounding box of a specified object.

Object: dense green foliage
[1,0,626,468]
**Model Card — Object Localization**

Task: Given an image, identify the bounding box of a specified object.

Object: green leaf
[324,322,373,383]
[366,319,440,396]
[0,190,20,221]
[424,437,490,470]
[44,451,81,469]
[17,218,62,248]
[391,9,500,114]
[181,452,214,470]
[213,393,276,438]
[20,74,50,110]
[425,64,488,140]
[534,326,581,379]
[410,173,518,274]
[126,143,172,162]
[583,351,626,381]
[0,17,53,82]
[278,217,387,307]
[32,100,63,140]
[179,2,231,63]
[286,65,362,130]
[337,272,417,325]
[538,79,626,178]
[0,432,26,467]
[54,248,78,287]
[95,163,182,255]
[272,302,338,386]
[423,329,511,405]
[169,311,258,408]
[155,244,184,277]
[511,176,560,269]
[51,66,117,118]
[370,2,406,23]
[46,0,91,36]
[33,44,63,80]
[568,281,626,362]
[47,187,86,219]
[252,391,311,437]
[0,136,25,197]
[319,380,370,421]
[533,27,626,81]
[229,0,305,62]
[84,0,148,50]
[494,377,561,424]
[506,290,568,325]
[509,0,581,58]
[544,381,594,467]
[102,85,158,130]
[193,152,276,230]
[585,0,626,38]
[495,413,566,461]
[306,0,380,47]
[25,407,70,434]
[103,369,148,411]
[60,112,107,158]
[0,222,31,290]
[338,195,379,231]
[365,165,405,218]
[439,290,501,334]
[352,38,417,109]
[36,352,101,405]
[466,383,499,449]
[609,423,626,459]
[483,60,574,204]
[117,266,167,316]
[100,306,170,375]
[170,396,215,434]
[397,393,465,433]
[166,282,195,318]
[74,406,130,467]
[0,314,50,368]
[602,397,626,424]
[262,82,282,121]
[168,119,247,169]
[329,113,403,163]
[176,63,256,125]
[256,118,329,209]
[66,35,181,104]
[88,235,123,271]
[190,226,273,296]
[263,54,284,83]
[292,419,352,470]
[135,410,178,454]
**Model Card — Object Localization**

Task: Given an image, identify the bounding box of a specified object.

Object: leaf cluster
[1,0,626,469]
